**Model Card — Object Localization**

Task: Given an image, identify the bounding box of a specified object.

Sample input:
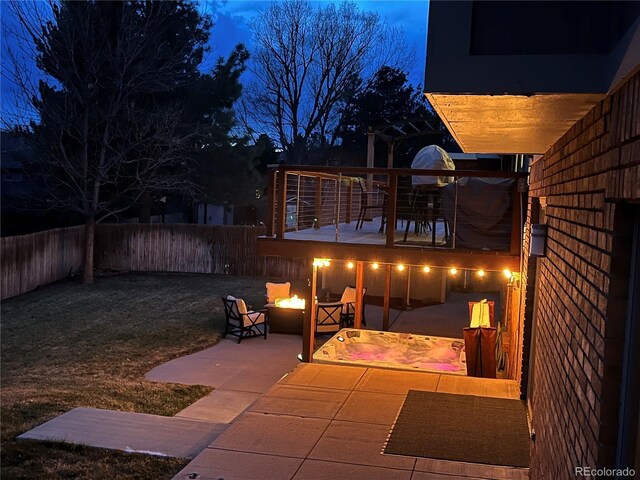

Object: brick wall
[525,72,640,479]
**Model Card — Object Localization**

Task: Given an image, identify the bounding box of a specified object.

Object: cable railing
[265,165,528,255]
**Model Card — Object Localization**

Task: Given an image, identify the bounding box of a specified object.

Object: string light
[449,268,458,275]
[503,269,512,279]
[397,264,405,272]
[423,266,431,273]
[346,261,354,269]
[313,258,331,268]
[371,262,379,270]
[477,270,486,277]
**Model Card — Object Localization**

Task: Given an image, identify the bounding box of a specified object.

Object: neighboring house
[424,1,640,477]
[257,2,640,478]
[1,132,36,212]
[195,202,233,226]
[0,132,65,236]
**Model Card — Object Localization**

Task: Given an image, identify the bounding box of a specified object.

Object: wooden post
[383,263,391,331]
[404,265,411,309]
[266,169,276,236]
[364,131,376,221]
[346,180,353,224]
[387,141,394,168]
[314,177,322,229]
[354,261,364,328]
[366,130,375,185]
[276,170,287,240]
[386,173,398,247]
[302,261,317,362]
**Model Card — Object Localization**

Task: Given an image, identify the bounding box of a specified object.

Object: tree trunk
[83,215,95,284]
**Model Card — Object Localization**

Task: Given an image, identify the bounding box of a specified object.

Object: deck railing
[265,166,528,255]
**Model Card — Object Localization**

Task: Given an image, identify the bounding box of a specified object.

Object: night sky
[1,0,429,127]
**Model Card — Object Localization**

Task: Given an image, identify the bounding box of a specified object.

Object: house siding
[525,71,640,479]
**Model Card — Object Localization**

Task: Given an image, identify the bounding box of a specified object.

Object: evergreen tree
[334,66,457,167]
[13,1,214,282]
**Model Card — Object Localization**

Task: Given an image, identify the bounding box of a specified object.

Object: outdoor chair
[339,286,367,327]
[264,281,291,307]
[315,302,343,336]
[222,295,268,343]
[355,177,387,231]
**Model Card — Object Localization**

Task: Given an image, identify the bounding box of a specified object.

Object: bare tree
[4,1,211,283]
[248,0,412,163]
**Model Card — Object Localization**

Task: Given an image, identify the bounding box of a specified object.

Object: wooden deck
[283,216,448,247]
[257,216,521,271]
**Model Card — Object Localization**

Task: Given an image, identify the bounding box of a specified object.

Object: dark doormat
[384,390,530,467]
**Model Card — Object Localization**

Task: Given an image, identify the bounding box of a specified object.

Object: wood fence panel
[3,224,307,300]
[1,226,85,300]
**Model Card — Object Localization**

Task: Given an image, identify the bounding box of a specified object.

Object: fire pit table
[267,296,306,335]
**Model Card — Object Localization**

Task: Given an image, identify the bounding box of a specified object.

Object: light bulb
[372,262,379,270]
[449,268,458,275]
[423,266,431,273]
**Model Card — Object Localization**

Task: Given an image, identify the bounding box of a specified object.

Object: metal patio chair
[339,286,367,327]
[222,295,268,343]
[315,302,343,336]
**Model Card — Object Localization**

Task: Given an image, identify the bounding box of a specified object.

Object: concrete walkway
[18,334,302,459]
[173,363,528,480]
[18,408,226,459]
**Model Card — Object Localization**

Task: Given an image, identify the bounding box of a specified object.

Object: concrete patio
[173,363,528,480]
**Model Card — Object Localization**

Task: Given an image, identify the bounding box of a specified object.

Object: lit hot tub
[313,329,467,375]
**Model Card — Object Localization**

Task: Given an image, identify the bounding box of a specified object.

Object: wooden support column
[302,261,317,362]
[354,261,364,328]
[403,266,412,309]
[386,173,398,248]
[366,130,375,180]
[383,263,391,331]
[314,177,322,229]
[276,170,287,240]
[266,169,276,236]
[345,180,353,224]
[387,141,395,168]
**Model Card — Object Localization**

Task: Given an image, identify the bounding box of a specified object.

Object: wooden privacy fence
[94,224,307,278]
[1,226,85,299]
[1,224,308,300]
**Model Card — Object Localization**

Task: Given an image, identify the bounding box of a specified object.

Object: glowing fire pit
[274,295,305,309]
[314,329,467,375]
[268,295,305,334]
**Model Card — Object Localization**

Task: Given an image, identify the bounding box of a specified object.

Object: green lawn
[1,273,271,479]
